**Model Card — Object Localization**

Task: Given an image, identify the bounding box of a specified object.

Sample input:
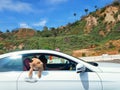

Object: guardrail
[79,54,120,62]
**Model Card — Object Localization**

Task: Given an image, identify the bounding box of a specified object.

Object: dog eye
[37,62,40,64]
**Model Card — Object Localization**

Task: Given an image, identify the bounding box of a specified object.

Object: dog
[29,58,43,78]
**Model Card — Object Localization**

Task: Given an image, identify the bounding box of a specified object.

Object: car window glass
[47,55,69,64]
[46,55,77,71]
[0,55,22,72]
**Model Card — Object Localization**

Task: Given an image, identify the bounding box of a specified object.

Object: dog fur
[29,58,43,78]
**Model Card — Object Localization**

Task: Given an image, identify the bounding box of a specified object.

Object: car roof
[0,50,80,63]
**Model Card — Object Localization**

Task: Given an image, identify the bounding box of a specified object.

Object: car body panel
[0,50,120,90]
[97,62,120,72]
[98,73,120,90]
[18,71,102,90]
[0,71,22,90]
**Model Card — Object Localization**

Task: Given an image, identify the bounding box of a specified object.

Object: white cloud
[46,0,68,4]
[0,0,33,12]
[33,20,47,27]
[19,23,31,28]
[19,20,47,29]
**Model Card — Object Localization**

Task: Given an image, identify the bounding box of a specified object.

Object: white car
[0,50,120,90]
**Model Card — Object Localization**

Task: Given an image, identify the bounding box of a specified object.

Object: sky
[0,0,114,32]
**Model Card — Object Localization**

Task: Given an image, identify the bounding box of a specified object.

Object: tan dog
[29,58,43,78]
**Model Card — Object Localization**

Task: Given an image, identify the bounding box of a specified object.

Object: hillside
[0,1,120,57]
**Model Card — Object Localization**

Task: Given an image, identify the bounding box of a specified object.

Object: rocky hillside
[0,28,36,41]
[84,5,120,34]
[71,2,120,57]
[0,28,36,53]
[0,1,120,56]
[15,28,36,38]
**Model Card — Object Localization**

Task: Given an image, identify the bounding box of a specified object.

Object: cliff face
[84,15,98,33]
[71,3,120,57]
[15,28,36,38]
[84,5,120,34]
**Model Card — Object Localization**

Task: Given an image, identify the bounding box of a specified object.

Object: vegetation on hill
[0,1,120,57]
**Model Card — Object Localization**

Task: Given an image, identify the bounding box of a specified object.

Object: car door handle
[25,77,38,83]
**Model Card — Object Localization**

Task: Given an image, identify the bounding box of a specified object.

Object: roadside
[98,59,120,63]
[79,54,120,64]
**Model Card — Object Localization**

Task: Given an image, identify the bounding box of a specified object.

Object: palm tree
[84,8,89,15]
[94,5,97,9]
[73,13,77,21]
[73,13,76,17]
[94,5,98,11]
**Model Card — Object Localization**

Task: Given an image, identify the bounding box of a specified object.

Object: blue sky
[0,0,114,32]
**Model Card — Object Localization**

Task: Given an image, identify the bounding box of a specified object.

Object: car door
[18,54,102,90]
[0,55,23,90]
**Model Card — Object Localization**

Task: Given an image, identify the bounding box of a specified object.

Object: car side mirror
[76,63,86,73]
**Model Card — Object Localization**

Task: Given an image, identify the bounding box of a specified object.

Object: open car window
[22,53,77,71]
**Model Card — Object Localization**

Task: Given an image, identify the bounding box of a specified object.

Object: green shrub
[118,49,120,53]
[0,43,4,50]
[108,42,115,49]
[82,53,86,57]
[100,7,106,13]
[112,1,120,6]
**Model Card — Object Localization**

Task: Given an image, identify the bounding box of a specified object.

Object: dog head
[29,58,43,78]
[29,58,43,69]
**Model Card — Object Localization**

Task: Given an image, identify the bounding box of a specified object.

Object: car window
[23,53,48,71]
[22,53,77,71]
[47,55,69,64]
[46,55,77,71]
[0,55,23,72]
